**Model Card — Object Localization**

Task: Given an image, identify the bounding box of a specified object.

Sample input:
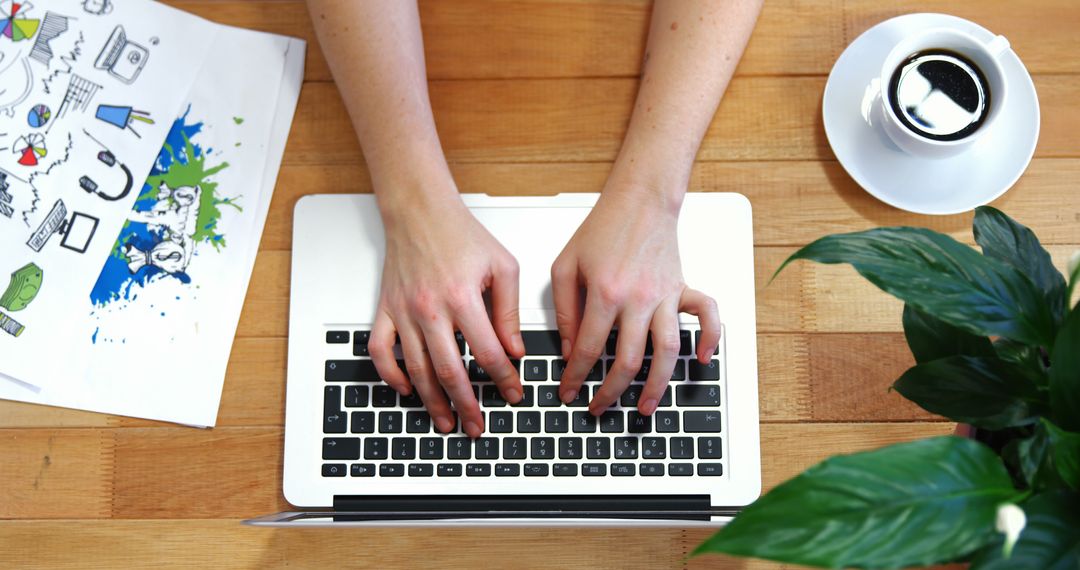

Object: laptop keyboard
[321,329,725,479]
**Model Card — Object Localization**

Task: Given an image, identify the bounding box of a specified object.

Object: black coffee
[888,49,990,141]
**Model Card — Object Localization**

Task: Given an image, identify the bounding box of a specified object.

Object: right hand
[367,194,524,439]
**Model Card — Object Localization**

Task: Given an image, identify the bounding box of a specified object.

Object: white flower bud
[995,503,1026,558]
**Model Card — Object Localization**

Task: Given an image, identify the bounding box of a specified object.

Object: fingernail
[465,420,482,438]
[560,389,575,404]
[561,339,571,359]
[507,388,522,403]
[513,333,524,354]
[437,416,454,433]
[641,398,658,415]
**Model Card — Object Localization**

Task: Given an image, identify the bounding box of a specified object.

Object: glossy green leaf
[776,227,1055,347]
[969,491,1080,570]
[973,206,1068,327]
[1044,419,1080,490]
[903,304,995,363]
[893,356,1046,429]
[694,437,1017,569]
[993,338,1048,382]
[1050,307,1080,431]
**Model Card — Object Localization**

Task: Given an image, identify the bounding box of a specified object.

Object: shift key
[326,360,380,381]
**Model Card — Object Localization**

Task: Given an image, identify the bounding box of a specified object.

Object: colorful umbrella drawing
[13,133,46,166]
[1,2,40,42]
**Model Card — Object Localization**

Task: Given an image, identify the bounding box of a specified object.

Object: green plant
[694,207,1080,569]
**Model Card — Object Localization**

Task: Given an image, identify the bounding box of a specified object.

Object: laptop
[247,192,760,526]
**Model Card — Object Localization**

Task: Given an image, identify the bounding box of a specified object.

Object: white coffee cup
[879,28,1010,159]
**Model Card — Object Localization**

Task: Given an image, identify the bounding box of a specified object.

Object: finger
[638,298,680,416]
[680,287,722,363]
[551,260,582,360]
[370,308,410,396]
[416,319,479,436]
[559,293,616,404]
[397,322,456,433]
[590,310,651,415]
[490,257,525,358]
[457,301,523,405]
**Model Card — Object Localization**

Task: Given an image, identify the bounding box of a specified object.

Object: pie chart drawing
[14,133,46,166]
[1,1,40,41]
[27,104,50,128]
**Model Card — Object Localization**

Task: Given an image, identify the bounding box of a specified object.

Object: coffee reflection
[888,49,990,141]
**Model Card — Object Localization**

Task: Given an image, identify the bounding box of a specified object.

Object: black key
[695,331,720,355]
[455,331,466,355]
[573,412,597,433]
[668,463,693,476]
[679,330,692,355]
[351,463,376,477]
[325,360,380,382]
[620,385,643,407]
[698,463,724,476]
[639,463,664,477]
[324,410,347,434]
[438,464,463,477]
[582,463,607,476]
[472,384,481,400]
[586,361,603,382]
[587,437,610,459]
[614,437,638,459]
[399,392,424,408]
[448,437,472,459]
[655,411,679,433]
[568,386,589,407]
[531,437,555,459]
[552,359,566,381]
[514,386,535,407]
[344,385,369,407]
[685,411,722,432]
[670,437,694,459]
[496,464,520,477]
[482,386,507,408]
[323,438,360,460]
[372,386,397,407]
[642,437,666,459]
[612,463,634,476]
[350,411,375,434]
[600,411,623,433]
[322,463,346,477]
[363,438,389,460]
[466,463,491,477]
[538,385,561,407]
[698,437,723,459]
[689,359,721,381]
[545,411,569,433]
[634,360,652,382]
[558,437,583,459]
[392,437,416,460]
[677,384,721,406]
[324,386,342,415]
[554,464,578,477]
[503,437,527,459]
[523,360,547,381]
[326,330,349,344]
[420,437,444,459]
[353,331,371,356]
[475,437,499,459]
[490,411,513,433]
[469,361,491,382]
[659,386,673,407]
[406,411,431,433]
[627,412,651,434]
[524,464,549,477]
[409,464,434,477]
[379,411,402,433]
[517,411,541,433]
[381,464,405,477]
[670,360,686,381]
[521,330,561,355]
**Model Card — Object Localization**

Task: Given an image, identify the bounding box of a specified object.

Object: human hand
[551,188,721,416]
[367,193,524,438]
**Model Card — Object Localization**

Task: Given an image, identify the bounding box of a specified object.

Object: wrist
[375,166,465,233]
[601,171,686,219]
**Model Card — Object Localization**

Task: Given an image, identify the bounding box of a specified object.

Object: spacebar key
[325,360,380,382]
[520,331,562,355]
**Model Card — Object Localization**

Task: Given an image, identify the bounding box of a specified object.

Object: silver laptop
[248,192,760,526]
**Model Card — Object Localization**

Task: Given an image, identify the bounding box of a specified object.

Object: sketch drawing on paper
[82,0,112,16]
[0,262,42,337]
[41,31,84,95]
[95,104,154,138]
[25,198,99,254]
[91,109,236,310]
[12,132,45,165]
[28,10,67,65]
[1,1,40,42]
[55,74,101,119]
[95,25,147,84]
[26,103,49,127]
[0,168,15,218]
[0,50,33,117]
[80,129,133,201]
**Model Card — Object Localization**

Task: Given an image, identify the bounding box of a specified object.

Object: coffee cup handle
[986,35,1010,57]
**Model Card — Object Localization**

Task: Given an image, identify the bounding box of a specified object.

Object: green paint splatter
[233,117,244,125]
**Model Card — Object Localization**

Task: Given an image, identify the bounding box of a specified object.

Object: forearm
[306,0,459,222]
[608,0,763,212]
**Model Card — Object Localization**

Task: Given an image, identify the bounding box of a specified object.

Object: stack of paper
[0,0,305,426]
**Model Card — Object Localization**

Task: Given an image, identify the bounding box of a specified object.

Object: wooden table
[3,1,1077,568]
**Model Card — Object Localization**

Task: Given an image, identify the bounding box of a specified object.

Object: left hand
[551,187,722,416]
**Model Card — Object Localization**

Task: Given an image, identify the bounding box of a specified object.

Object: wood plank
[0,430,113,519]
[282,75,1077,166]
[263,159,1080,251]
[163,1,1080,80]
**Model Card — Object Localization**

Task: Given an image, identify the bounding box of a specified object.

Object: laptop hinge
[332,495,723,521]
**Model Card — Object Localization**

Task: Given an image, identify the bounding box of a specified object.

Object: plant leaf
[1049,307,1080,431]
[969,490,1080,570]
[694,436,1017,569]
[994,338,1047,382]
[893,356,1046,429]
[973,206,1068,327]
[903,304,995,363]
[776,227,1055,347]
[1043,419,1080,490]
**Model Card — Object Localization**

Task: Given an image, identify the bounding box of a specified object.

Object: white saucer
[823,13,1040,215]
